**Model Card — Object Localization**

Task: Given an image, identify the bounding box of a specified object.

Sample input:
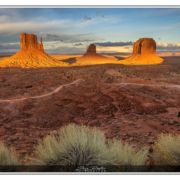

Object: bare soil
[0,60,180,161]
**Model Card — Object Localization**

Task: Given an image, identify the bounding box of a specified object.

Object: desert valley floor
[0,57,180,164]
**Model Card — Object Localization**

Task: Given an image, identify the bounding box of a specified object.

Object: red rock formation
[133,38,156,55]
[0,33,67,68]
[120,38,163,65]
[79,44,104,59]
[83,44,98,57]
[75,44,119,65]
[87,44,96,53]
[20,33,44,52]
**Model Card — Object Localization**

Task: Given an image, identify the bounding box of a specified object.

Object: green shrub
[154,133,180,165]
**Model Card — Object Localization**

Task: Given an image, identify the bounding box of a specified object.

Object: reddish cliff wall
[20,33,44,52]
[133,38,156,55]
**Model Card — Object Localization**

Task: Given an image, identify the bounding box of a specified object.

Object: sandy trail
[116,82,180,88]
[0,80,179,103]
[0,79,83,103]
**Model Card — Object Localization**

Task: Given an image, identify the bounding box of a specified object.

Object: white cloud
[157,42,180,51]
[96,45,133,53]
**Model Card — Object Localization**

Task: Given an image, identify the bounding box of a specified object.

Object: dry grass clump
[30,124,109,166]
[153,133,180,165]
[0,142,19,165]
[29,124,149,172]
[107,139,149,171]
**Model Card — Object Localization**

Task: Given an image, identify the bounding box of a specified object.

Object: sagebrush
[29,123,148,171]
[0,142,19,165]
[153,133,180,166]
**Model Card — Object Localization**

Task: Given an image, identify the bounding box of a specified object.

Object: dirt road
[0,79,179,103]
[0,79,83,103]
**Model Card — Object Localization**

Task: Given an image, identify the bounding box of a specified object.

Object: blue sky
[0,8,180,54]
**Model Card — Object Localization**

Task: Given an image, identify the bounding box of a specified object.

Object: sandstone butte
[0,33,67,68]
[120,38,164,65]
[75,44,117,65]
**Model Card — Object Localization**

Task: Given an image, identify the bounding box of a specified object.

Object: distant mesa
[0,33,67,68]
[84,44,97,56]
[120,38,164,65]
[76,44,108,63]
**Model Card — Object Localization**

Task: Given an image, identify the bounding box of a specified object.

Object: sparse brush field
[1,124,180,172]
[0,124,149,172]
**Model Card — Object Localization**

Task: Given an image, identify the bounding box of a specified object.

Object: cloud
[96,45,133,53]
[152,8,180,16]
[0,43,20,50]
[54,38,104,43]
[0,42,20,52]
[74,43,83,46]
[102,15,109,19]
[84,15,91,20]
[157,42,180,51]
[40,32,43,34]
[95,41,134,47]
[96,10,102,15]
[43,34,60,39]
[42,41,86,53]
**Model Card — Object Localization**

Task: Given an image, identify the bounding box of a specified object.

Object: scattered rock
[168,120,174,125]
[148,141,155,144]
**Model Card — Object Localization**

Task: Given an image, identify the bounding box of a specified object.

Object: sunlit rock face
[0,33,67,68]
[75,44,111,65]
[20,33,44,52]
[133,38,156,55]
[82,44,99,57]
[120,38,163,65]
[86,44,96,54]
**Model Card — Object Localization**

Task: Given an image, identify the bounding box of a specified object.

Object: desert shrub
[153,133,180,166]
[0,142,19,166]
[107,139,149,171]
[0,142,20,172]
[30,124,109,167]
[29,124,149,171]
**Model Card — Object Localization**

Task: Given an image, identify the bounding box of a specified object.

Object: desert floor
[0,56,180,163]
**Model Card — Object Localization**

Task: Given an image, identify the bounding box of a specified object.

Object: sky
[0,8,180,54]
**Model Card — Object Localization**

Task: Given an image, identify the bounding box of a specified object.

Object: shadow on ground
[60,57,77,64]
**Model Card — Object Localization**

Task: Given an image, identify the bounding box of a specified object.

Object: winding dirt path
[0,79,179,103]
[0,79,83,103]
[116,82,180,88]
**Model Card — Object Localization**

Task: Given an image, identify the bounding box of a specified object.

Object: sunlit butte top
[20,33,44,52]
[133,38,156,55]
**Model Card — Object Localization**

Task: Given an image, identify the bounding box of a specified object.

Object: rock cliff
[20,33,44,52]
[0,33,67,68]
[120,38,163,65]
[133,38,156,55]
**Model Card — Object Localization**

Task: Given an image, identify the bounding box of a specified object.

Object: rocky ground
[0,59,180,162]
